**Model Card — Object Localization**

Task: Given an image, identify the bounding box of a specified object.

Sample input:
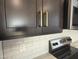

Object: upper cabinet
[0,0,63,39]
[5,0,41,36]
[42,0,62,34]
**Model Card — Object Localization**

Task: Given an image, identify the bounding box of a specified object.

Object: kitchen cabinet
[42,0,62,34]
[0,0,6,39]
[36,0,63,34]
[5,0,40,36]
[0,0,63,39]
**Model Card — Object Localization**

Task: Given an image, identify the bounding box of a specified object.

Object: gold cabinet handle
[46,11,48,27]
[43,11,48,27]
[40,10,43,27]
[37,10,43,27]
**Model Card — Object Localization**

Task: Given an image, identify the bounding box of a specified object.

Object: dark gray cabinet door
[42,0,62,34]
[5,0,40,36]
[0,0,4,31]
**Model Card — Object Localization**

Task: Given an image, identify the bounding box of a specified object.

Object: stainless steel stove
[49,37,78,59]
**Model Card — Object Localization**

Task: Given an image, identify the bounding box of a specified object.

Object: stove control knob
[53,42,58,46]
[67,38,72,41]
[60,39,66,43]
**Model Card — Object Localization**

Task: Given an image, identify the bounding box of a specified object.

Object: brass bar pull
[37,10,43,27]
[46,11,48,27]
[42,11,48,27]
[40,10,43,27]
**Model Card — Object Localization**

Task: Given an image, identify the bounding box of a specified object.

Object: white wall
[1,30,78,59]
